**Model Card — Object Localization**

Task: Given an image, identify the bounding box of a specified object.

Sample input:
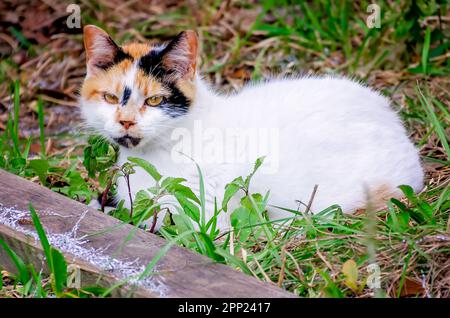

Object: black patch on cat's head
[137,32,188,80]
[121,86,132,106]
[94,37,133,70]
[138,42,191,118]
[159,82,190,118]
[137,46,168,80]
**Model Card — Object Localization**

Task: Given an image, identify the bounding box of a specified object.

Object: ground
[0,0,449,298]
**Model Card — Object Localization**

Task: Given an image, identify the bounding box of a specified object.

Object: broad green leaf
[128,157,162,181]
[231,206,257,241]
[172,213,194,233]
[133,190,153,216]
[399,185,416,202]
[82,135,117,178]
[28,159,49,184]
[174,193,200,223]
[398,185,434,224]
[391,198,409,213]
[244,156,266,188]
[161,177,186,189]
[387,210,410,232]
[241,193,264,211]
[173,185,200,204]
[222,182,240,212]
[163,178,200,204]
[11,157,26,170]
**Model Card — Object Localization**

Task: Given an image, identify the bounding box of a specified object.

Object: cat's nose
[119,120,136,130]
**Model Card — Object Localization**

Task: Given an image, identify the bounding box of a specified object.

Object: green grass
[0,0,449,298]
[416,86,450,158]
[0,204,107,298]
[0,85,98,203]
[37,96,46,159]
[208,0,449,77]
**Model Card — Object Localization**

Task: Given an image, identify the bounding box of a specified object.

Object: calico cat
[80,25,424,231]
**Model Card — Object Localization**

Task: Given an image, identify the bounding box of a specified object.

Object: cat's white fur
[82,73,424,232]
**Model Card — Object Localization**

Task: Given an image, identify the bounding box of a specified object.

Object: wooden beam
[0,169,294,298]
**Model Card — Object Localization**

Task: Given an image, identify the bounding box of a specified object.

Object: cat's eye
[103,92,119,104]
[145,96,163,107]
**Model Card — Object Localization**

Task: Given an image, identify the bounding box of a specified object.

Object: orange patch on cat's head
[81,61,132,101]
[122,43,152,59]
[135,69,168,97]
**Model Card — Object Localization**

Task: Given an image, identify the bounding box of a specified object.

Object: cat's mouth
[113,135,142,148]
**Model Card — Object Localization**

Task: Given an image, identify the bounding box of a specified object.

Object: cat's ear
[161,30,198,80]
[83,25,124,75]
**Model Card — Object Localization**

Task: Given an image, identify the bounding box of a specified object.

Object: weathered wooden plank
[0,169,294,298]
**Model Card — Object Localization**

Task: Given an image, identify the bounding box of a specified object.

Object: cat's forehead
[107,43,162,76]
[98,43,168,94]
[102,61,161,94]
[122,43,156,59]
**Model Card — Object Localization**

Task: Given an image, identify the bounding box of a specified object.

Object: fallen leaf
[399,277,425,297]
[342,259,359,292]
